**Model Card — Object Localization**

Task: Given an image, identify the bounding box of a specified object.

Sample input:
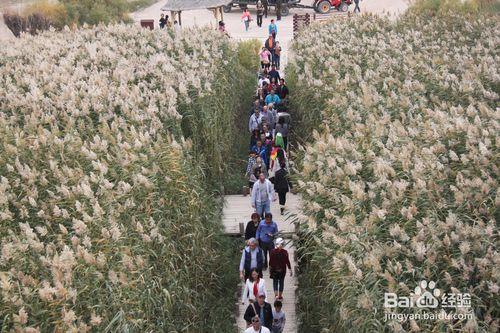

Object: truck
[223,0,352,16]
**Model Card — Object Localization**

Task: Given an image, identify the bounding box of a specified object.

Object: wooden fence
[293,12,350,36]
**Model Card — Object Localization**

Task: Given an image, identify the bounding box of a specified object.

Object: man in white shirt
[251,173,276,218]
[244,315,271,333]
[249,109,263,133]
[258,75,270,89]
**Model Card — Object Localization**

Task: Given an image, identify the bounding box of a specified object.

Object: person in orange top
[265,34,275,55]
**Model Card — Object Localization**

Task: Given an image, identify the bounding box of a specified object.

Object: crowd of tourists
[239,33,292,333]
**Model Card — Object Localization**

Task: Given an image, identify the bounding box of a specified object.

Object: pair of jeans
[257,15,263,27]
[273,55,280,69]
[260,241,274,268]
[244,21,249,31]
[255,200,271,218]
[354,0,361,12]
[273,276,285,292]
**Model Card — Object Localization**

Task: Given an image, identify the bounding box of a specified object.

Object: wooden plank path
[223,194,300,333]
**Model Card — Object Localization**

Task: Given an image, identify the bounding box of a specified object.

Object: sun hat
[275,133,284,149]
[275,237,284,246]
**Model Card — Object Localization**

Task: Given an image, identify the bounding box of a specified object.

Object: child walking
[272,300,286,333]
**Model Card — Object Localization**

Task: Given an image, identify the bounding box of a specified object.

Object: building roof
[161,0,232,11]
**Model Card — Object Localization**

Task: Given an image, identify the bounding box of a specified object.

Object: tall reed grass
[289,11,499,333]
[0,25,253,331]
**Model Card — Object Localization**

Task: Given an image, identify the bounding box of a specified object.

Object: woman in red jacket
[269,237,292,301]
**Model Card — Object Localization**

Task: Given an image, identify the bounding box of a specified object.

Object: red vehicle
[314,0,352,13]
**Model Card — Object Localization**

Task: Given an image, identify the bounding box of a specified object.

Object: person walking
[246,150,258,190]
[262,0,269,18]
[251,173,276,218]
[259,47,272,70]
[242,8,252,31]
[173,20,181,32]
[265,90,281,106]
[273,42,282,69]
[275,117,289,150]
[268,19,278,39]
[250,129,261,150]
[256,1,264,27]
[269,133,288,180]
[252,140,268,166]
[276,0,283,21]
[268,65,281,82]
[257,88,267,106]
[272,300,286,333]
[249,108,263,133]
[261,106,275,131]
[218,21,230,37]
[242,268,268,305]
[244,317,271,333]
[274,159,290,215]
[276,78,289,100]
[252,155,267,176]
[245,316,271,333]
[265,35,276,59]
[262,123,273,142]
[240,238,265,280]
[259,73,270,88]
[245,212,261,240]
[244,293,273,329]
[256,213,278,269]
[269,238,292,301]
[354,0,361,13]
[159,14,166,29]
[267,78,278,95]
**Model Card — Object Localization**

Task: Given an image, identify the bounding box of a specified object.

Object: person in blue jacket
[256,213,279,269]
[268,19,278,38]
[265,90,281,106]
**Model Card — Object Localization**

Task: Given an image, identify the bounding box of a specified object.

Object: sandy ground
[132,0,409,68]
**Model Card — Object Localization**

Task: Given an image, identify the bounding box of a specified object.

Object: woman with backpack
[269,238,292,301]
[275,117,289,151]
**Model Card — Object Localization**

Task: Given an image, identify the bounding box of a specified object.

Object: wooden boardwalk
[223,193,300,333]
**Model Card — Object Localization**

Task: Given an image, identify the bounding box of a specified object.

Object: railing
[140,19,154,30]
[293,11,350,36]
[292,13,311,33]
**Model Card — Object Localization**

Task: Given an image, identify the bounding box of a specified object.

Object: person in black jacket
[276,0,283,20]
[244,293,273,328]
[277,78,289,100]
[262,0,269,18]
[274,160,291,215]
[245,212,261,240]
[159,14,167,29]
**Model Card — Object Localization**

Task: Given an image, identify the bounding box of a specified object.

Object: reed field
[288,10,499,333]
[0,25,256,331]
